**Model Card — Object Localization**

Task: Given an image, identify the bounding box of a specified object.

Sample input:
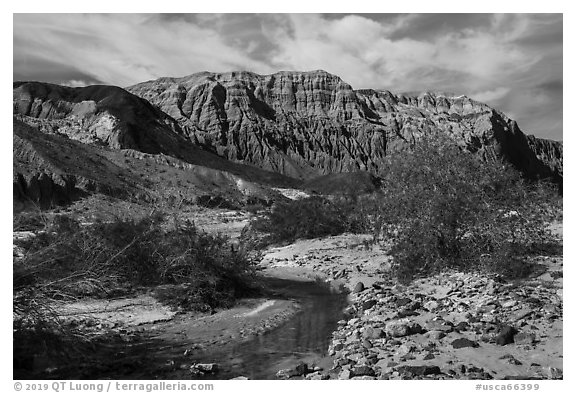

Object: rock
[425,330,446,340]
[345,331,360,344]
[500,354,523,364]
[396,365,442,376]
[305,371,326,380]
[13,83,184,154]
[353,282,365,293]
[426,319,454,332]
[481,314,498,324]
[353,365,376,376]
[547,367,563,379]
[347,318,360,326]
[511,307,534,321]
[13,119,147,209]
[424,300,439,311]
[385,319,422,337]
[501,300,518,308]
[363,327,385,339]
[230,376,248,380]
[338,369,353,379]
[495,325,518,346]
[362,339,373,349]
[385,320,411,337]
[514,332,536,345]
[396,297,412,306]
[191,363,219,373]
[295,362,309,376]
[276,368,298,379]
[396,343,416,356]
[362,299,377,310]
[189,368,204,377]
[451,338,479,349]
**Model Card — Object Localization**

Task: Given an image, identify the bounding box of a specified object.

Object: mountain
[13,118,146,208]
[13,81,186,155]
[13,81,298,186]
[13,81,304,209]
[13,71,562,209]
[127,70,563,182]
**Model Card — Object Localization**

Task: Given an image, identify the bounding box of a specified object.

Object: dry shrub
[371,136,561,282]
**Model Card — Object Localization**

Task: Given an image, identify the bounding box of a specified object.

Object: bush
[247,196,367,247]
[372,135,561,282]
[14,211,257,376]
[13,289,90,373]
[14,212,256,310]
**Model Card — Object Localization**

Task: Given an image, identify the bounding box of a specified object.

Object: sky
[13,13,563,140]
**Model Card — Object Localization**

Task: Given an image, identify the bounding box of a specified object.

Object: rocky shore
[262,233,563,380]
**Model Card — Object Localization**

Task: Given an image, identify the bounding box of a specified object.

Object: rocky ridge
[13,118,146,208]
[127,70,563,181]
[13,82,305,208]
[13,82,186,155]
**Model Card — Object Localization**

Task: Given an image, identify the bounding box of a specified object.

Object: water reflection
[198,281,348,379]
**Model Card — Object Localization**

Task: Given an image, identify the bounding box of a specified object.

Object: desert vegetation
[249,136,561,282]
[13,209,257,370]
[248,196,368,247]
[373,136,561,281]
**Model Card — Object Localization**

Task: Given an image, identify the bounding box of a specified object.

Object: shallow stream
[193,278,348,379]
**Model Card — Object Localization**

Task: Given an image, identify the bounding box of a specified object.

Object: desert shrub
[195,194,239,209]
[247,196,368,247]
[14,213,256,309]
[14,211,257,375]
[372,135,560,282]
[13,208,51,231]
[13,289,91,373]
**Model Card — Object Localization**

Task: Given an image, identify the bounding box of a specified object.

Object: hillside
[13,118,146,208]
[13,71,563,209]
[127,70,562,182]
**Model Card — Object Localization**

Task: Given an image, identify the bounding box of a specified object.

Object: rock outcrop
[526,136,563,179]
[127,70,562,182]
[13,81,188,156]
[13,72,562,186]
[13,118,145,208]
[13,82,299,192]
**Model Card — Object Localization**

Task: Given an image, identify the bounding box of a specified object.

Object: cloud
[14,14,276,87]
[13,13,562,140]
[470,87,511,103]
[264,14,539,93]
[60,80,93,87]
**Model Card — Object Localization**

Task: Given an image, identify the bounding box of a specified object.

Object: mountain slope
[13,81,299,189]
[13,117,146,208]
[128,70,562,182]
[13,81,186,155]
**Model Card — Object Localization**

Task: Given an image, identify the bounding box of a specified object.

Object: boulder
[191,363,219,374]
[451,338,479,349]
[495,325,518,346]
[514,332,536,345]
[396,365,442,376]
[353,282,365,293]
[385,319,423,338]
